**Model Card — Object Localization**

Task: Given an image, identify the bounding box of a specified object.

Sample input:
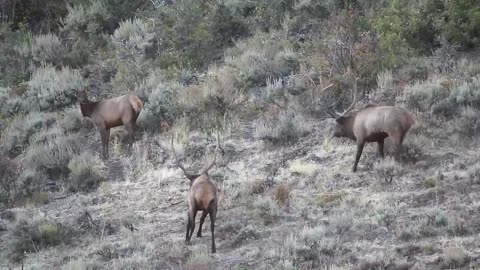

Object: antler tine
[323,95,342,118]
[339,76,358,116]
[201,133,220,175]
[171,136,193,178]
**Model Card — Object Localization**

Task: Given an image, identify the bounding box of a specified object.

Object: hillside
[2,1,480,269]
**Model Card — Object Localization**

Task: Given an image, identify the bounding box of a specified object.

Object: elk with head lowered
[325,77,414,172]
[171,136,220,253]
[77,90,143,159]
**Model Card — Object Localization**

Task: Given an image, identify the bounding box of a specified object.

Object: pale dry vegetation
[2,0,480,269]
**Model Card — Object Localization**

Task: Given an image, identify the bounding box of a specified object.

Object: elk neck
[343,114,357,140]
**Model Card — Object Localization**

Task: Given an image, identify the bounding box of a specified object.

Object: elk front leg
[378,139,385,159]
[209,208,217,253]
[353,141,365,172]
[99,127,110,159]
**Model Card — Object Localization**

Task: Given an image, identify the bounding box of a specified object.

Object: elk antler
[338,76,358,116]
[171,136,197,181]
[200,133,221,175]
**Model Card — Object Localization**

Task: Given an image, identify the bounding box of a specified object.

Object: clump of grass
[288,160,318,176]
[424,175,438,188]
[317,191,345,207]
[273,182,290,206]
[184,250,214,270]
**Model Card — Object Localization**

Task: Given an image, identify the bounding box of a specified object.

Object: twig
[148,200,183,213]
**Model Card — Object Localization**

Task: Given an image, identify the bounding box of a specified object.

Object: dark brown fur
[78,90,143,159]
[171,138,218,253]
[332,105,414,172]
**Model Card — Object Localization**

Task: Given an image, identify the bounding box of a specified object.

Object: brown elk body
[172,139,218,253]
[78,91,143,159]
[332,105,414,172]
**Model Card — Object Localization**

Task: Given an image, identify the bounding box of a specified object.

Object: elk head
[324,76,359,138]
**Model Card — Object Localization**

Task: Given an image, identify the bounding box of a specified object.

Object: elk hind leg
[377,138,385,159]
[125,122,135,154]
[197,211,208,237]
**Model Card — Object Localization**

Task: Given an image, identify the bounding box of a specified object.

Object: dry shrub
[253,197,280,225]
[0,156,19,204]
[373,157,404,184]
[7,215,66,263]
[273,182,290,206]
[68,152,106,192]
[442,247,469,269]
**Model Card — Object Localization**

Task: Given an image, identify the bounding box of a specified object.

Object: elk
[326,78,414,172]
[171,136,219,253]
[77,90,143,159]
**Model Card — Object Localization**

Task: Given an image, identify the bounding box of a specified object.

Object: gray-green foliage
[136,73,179,131]
[0,112,57,157]
[25,65,85,112]
[31,33,66,65]
[23,128,86,178]
[254,111,308,145]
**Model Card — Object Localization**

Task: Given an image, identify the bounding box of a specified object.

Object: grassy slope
[2,116,480,269]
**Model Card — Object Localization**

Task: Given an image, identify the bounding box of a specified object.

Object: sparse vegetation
[2,0,480,268]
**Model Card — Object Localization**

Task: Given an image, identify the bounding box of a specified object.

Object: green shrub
[448,76,480,108]
[62,0,111,40]
[25,65,85,112]
[184,250,214,270]
[441,0,480,49]
[68,152,106,192]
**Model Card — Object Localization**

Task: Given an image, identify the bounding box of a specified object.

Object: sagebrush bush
[399,76,451,113]
[112,18,154,53]
[452,106,480,138]
[23,128,86,179]
[136,73,179,131]
[254,111,308,145]
[31,33,66,65]
[253,196,280,225]
[8,215,65,262]
[68,152,106,192]
[225,33,299,90]
[25,65,85,112]
[0,112,57,157]
[62,0,110,39]
[449,76,480,108]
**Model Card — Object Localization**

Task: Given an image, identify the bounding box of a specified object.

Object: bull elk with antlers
[78,90,143,159]
[326,77,414,172]
[171,136,219,253]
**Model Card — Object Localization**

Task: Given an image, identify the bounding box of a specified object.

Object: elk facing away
[326,78,414,172]
[171,137,219,253]
[78,90,143,159]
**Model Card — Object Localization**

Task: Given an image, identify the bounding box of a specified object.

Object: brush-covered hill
[1,0,480,269]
